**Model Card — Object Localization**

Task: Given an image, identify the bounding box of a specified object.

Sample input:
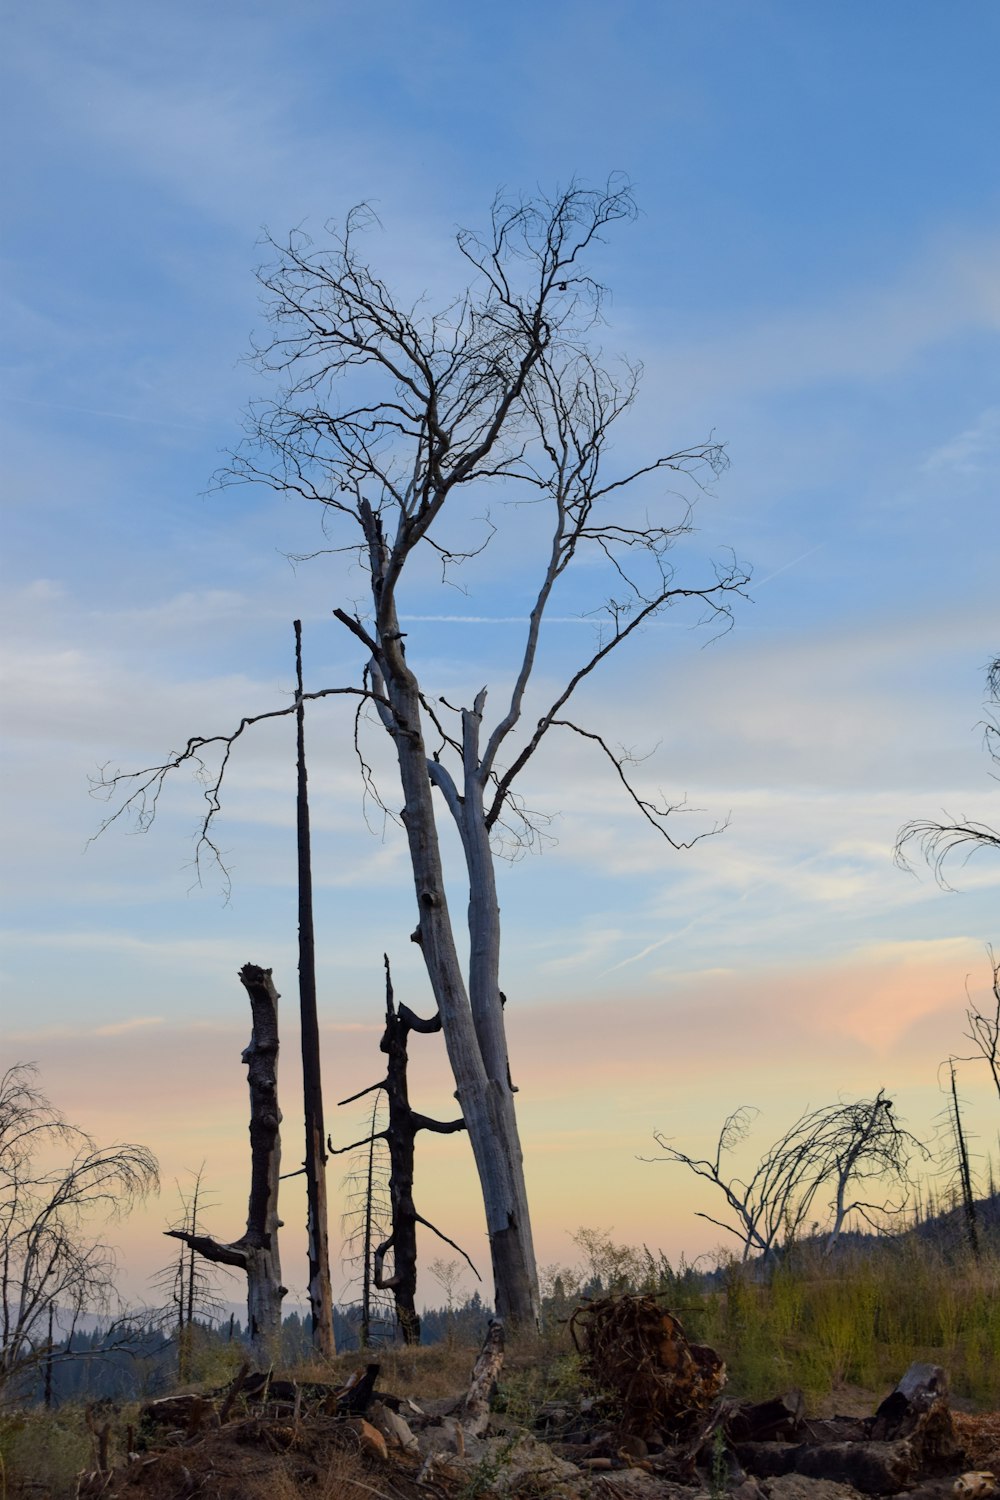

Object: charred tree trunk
[360,1091,379,1348]
[166,964,287,1365]
[949,1060,980,1260]
[294,620,336,1357]
[331,955,473,1344]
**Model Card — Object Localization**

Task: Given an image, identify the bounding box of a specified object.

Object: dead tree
[153,1165,229,1381]
[648,1092,927,1265]
[167,965,287,1364]
[331,956,474,1343]
[0,1064,159,1401]
[293,620,336,1357]
[339,1089,395,1346]
[92,181,750,1324]
[945,1060,980,1260]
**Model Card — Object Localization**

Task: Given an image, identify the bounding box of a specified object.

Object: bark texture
[166,963,286,1364]
[357,518,539,1325]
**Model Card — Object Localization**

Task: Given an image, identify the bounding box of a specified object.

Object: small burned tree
[0,1064,159,1401]
[649,1091,927,1265]
[153,1166,231,1382]
[331,956,475,1343]
[93,180,750,1324]
[964,949,1000,1105]
[338,1088,395,1347]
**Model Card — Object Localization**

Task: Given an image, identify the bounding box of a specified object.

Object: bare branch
[89,683,390,891]
[895,816,1000,887]
[484,561,749,830]
[548,718,728,848]
[412,1214,481,1280]
[895,652,1000,884]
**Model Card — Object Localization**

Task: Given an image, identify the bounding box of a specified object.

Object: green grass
[673,1240,1000,1406]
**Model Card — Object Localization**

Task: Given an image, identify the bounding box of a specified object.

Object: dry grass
[347,1340,480,1404]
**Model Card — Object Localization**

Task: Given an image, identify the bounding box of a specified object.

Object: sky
[2,0,999,1312]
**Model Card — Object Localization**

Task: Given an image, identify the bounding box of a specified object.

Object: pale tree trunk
[166,964,287,1364]
[365,572,540,1327]
[458,700,537,1321]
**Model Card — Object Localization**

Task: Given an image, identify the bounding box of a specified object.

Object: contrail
[399,614,594,625]
[754,542,826,588]
[2,394,207,431]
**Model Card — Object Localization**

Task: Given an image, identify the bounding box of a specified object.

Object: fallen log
[727,1390,806,1442]
[461,1317,505,1436]
[736,1438,919,1495]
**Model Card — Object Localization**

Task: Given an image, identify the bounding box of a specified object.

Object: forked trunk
[378,647,539,1325]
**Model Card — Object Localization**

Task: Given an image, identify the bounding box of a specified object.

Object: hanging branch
[89,685,392,895]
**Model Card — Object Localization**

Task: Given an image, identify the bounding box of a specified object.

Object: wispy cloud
[645,233,1000,405]
[94,1016,164,1037]
[922,407,1000,476]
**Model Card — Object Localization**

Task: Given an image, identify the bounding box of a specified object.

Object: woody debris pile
[72,1298,1000,1500]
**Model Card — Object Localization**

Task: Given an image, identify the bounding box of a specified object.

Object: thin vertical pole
[950,1060,980,1261]
[295,620,336,1356]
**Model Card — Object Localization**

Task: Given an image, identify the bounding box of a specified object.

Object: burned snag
[331,956,475,1343]
[166,964,286,1364]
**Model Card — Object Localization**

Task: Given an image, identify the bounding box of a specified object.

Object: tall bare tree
[93,180,749,1324]
[293,620,336,1357]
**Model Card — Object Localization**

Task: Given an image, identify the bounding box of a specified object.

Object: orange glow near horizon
[14,935,998,1308]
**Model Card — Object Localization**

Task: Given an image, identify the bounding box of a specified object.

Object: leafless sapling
[338,1088,395,1347]
[152,1165,231,1382]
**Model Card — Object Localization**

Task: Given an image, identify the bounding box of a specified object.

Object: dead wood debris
[570,1295,727,1440]
[72,1301,1000,1500]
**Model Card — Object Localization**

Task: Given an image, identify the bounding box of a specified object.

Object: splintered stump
[570,1294,726,1439]
[165,964,286,1365]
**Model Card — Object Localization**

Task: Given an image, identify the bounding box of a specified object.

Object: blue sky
[2,1,998,1299]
